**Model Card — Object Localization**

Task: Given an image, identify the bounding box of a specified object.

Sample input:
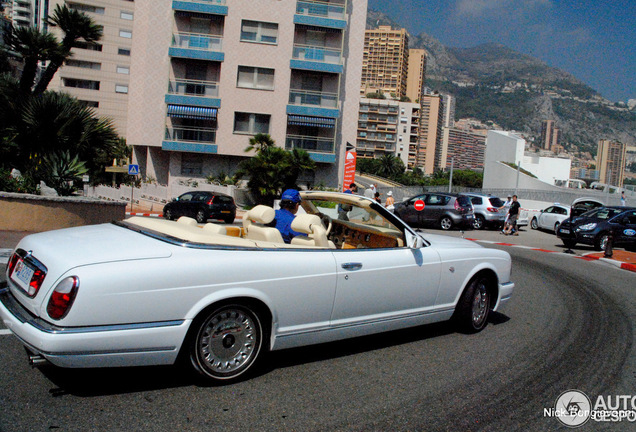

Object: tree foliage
[235,135,316,205]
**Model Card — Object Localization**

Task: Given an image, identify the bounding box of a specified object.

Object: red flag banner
[342,150,357,192]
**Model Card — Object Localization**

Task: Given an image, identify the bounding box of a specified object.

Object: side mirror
[405,230,424,249]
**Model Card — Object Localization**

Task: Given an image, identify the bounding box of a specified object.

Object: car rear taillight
[47,276,79,320]
[29,269,46,296]
[7,253,19,275]
[206,196,215,205]
[454,200,460,210]
[487,207,498,213]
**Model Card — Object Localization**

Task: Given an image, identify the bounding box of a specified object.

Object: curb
[466,238,636,274]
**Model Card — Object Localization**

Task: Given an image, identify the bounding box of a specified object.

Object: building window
[65,59,101,70]
[75,41,103,51]
[115,84,129,94]
[118,48,131,56]
[68,3,104,14]
[120,11,133,20]
[78,100,99,108]
[233,112,270,134]
[116,66,130,74]
[63,78,100,90]
[240,20,278,44]
[119,29,132,39]
[237,66,274,90]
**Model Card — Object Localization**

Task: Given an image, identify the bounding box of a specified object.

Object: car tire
[594,233,610,251]
[562,239,576,249]
[554,222,561,233]
[453,275,491,333]
[189,303,265,383]
[163,209,173,220]
[440,216,453,230]
[530,218,538,230]
[473,215,485,230]
[196,210,207,223]
[224,215,235,224]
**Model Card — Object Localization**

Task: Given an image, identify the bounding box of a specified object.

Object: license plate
[559,228,570,234]
[11,258,34,292]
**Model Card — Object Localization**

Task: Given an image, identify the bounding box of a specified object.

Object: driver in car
[274,189,304,243]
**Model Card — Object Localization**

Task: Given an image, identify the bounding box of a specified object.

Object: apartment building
[356,97,419,168]
[597,139,626,187]
[540,119,561,151]
[438,127,486,171]
[418,92,444,174]
[405,48,425,103]
[6,0,46,28]
[360,25,408,98]
[46,0,134,138]
[127,0,366,188]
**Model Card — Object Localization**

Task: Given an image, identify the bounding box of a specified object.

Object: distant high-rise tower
[597,139,626,187]
[418,93,445,174]
[540,120,560,151]
[405,48,426,103]
[360,26,409,98]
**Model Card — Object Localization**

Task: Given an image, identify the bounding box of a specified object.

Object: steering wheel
[320,213,332,236]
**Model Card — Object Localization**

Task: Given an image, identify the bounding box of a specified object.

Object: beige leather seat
[242,205,284,243]
[290,214,335,248]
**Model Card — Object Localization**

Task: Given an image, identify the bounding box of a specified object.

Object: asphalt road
[1,230,635,431]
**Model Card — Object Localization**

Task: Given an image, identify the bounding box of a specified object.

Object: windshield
[300,196,406,249]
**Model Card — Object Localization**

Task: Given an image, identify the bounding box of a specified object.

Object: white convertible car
[1,191,514,383]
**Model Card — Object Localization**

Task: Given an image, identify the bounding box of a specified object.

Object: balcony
[288,89,337,109]
[163,126,217,154]
[286,135,336,163]
[294,0,346,29]
[290,44,343,74]
[165,79,221,108]
[172,0,228,16]
[169,32,224,62]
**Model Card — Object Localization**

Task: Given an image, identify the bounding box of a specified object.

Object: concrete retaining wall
[0,192,126,232]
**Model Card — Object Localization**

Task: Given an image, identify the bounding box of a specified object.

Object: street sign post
[128,164,139,212]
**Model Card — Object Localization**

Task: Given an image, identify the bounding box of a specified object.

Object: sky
[367,0,635,102]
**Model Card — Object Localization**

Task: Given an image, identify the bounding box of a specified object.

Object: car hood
[420,233,482,249]
[14,223,172,271]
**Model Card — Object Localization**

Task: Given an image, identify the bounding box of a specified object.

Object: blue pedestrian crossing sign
[128,164,139,175]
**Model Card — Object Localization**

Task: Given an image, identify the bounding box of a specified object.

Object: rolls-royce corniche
[0,191,514,383]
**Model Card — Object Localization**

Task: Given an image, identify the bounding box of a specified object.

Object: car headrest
[291,214,322,235]
[177,216,198,226]
[245,205,275,225]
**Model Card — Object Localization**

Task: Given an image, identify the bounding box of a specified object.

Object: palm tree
[244,133,275,153]
[377,154,404,178]
[32,4,103,95]
[4,26,59,94]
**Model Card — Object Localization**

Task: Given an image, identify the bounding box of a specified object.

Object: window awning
[167,105,217,120]
[287,115,335,128]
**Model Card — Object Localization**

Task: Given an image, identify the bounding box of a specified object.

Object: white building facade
[127,0,367,188]
[484,130,571,190]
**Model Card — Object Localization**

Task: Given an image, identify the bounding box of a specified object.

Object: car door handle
[341,262,363,271]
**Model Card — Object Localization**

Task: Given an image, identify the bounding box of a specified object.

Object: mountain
[366,10,636,153]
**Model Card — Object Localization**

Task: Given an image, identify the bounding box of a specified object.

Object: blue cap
[281,189,301,203]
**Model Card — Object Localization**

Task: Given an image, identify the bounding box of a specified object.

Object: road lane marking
[0,248,11,265]
[0,329,12,336]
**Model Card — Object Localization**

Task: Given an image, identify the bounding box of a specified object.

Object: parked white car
[530,198,605,233]
[1,191,514,383]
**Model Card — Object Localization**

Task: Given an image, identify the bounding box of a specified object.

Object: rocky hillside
[365,10,636,154]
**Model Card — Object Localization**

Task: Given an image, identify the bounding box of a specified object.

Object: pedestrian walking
[503,195,521,235]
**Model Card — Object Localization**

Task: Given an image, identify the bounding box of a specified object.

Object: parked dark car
[394,192,474,230]
[556,206,636,251]
[460,193,506,230]
[163,191,236,224]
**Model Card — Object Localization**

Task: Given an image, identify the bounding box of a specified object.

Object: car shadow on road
[38,313,512,396]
